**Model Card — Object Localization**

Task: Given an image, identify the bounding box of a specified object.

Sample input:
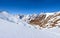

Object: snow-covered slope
[0,11,21,23]
[1,11,60,38]
[0,14,60,38]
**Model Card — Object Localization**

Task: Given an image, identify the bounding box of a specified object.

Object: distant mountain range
[0,11,60,28]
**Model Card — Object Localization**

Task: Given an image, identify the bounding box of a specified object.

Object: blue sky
[0,0,60,14]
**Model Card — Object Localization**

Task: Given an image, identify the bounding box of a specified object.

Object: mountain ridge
[0,11,60,29]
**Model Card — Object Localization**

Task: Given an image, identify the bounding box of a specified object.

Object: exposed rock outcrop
[29,13,60,28]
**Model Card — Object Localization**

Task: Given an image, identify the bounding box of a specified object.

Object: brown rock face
[29,13,60,28]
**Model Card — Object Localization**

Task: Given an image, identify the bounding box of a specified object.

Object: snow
[0,11,19,23]
[0,11,60,38]
[0,18,60,38]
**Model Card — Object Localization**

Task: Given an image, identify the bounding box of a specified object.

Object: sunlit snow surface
[0,18,60,38]
[0,11,60,38]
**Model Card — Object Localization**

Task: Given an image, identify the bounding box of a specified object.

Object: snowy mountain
[0,11,17,23]
[0,13,60,38]
[0,11,60,28]
[29,12,60,28]
[0,11,60,38]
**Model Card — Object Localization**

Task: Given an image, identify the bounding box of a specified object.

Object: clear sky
[0,0,60,14]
